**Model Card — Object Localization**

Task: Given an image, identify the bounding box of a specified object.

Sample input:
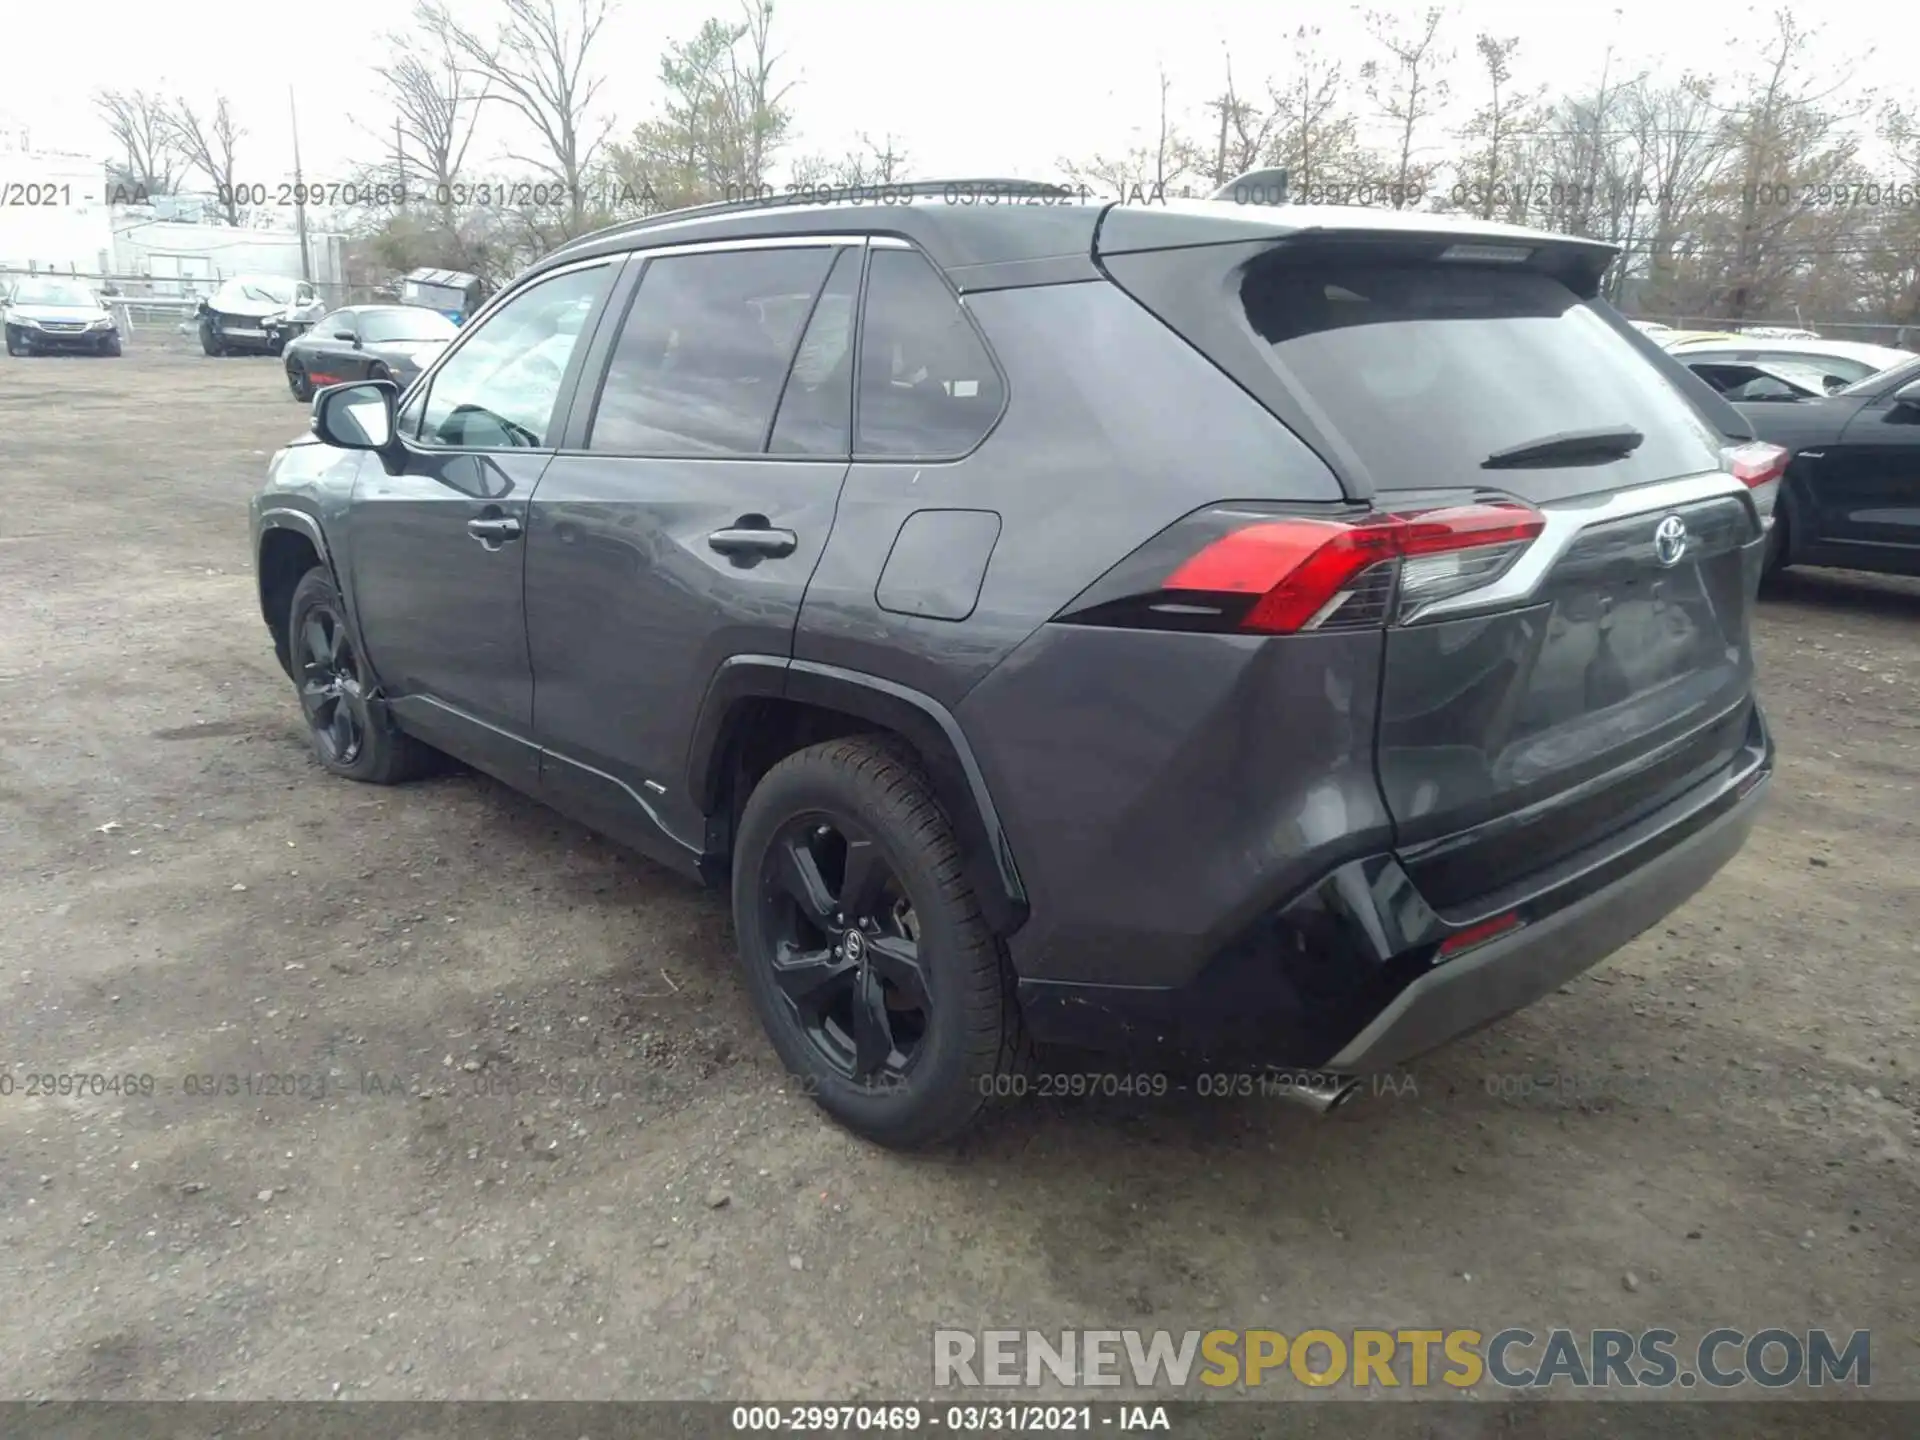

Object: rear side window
[588,247,836,455]
[856,249,1003,457]
[1240,261,1725,493]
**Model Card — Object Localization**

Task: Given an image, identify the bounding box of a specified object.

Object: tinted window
[769,248,859,456]
[588,247,837,455]
[319,311,357,339]
[856,249,1003,457]
[418,265,610,449]
[1239,261,1724,493]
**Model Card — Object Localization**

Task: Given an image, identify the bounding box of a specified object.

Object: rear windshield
[1239,261,1726,494]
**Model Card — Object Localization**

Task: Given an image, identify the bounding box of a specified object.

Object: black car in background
[1738,358,1920,579]
[282,305,459,400]
[199,276,320,356]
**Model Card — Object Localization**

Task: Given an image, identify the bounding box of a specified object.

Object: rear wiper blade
[1481,425,1645,469]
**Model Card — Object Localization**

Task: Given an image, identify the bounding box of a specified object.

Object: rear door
[1103,238,1764,910]
[523,238,861,856]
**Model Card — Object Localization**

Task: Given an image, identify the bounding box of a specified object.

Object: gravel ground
[0,339,1914,1408]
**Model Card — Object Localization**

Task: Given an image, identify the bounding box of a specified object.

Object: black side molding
[685,656,1030,936]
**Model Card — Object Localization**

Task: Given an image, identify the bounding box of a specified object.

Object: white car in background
[1664,335,1917,393]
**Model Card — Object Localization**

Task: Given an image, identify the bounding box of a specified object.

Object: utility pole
[395,117,407,204]
[289,87,312,284]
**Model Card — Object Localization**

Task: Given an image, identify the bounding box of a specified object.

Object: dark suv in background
[252,180,1777,1148]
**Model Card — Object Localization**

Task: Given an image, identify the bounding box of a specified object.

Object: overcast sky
[5,0,1917,191]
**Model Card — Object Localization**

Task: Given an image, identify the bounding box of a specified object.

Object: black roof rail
[553,177,1088,254]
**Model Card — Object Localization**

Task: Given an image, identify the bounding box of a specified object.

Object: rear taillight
[1721,441,1789,523]
[1057,501,1545,635]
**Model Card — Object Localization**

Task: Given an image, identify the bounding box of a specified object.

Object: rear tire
[369,362,394,383]
[286,567,437,784]
[731,737,1027,1149]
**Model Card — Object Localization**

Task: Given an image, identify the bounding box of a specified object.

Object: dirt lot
[0,337,1915,1407]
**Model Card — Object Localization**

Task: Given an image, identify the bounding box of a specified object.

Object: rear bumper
[1016,705,1772,1071]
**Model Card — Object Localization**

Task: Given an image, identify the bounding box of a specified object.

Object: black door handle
[709,525,797,558]
[467,515,523,545]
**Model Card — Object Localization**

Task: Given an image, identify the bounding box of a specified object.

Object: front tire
[286,567,436,784]
[5,325,31,357]
[200,324,224,357]
[102,335,122,357]
[731,737,1027,1149]
[287,363,313,402]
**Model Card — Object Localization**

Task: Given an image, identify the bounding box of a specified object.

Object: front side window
[587,247,838,455]
[855,248,1003,457]
[417,264,611,449]
[360,308,458,344]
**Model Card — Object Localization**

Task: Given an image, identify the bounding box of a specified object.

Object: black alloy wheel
[288,363,312,401]
[758,811,932,1086]
[296,599,369,768]
[731,737,1028,1148]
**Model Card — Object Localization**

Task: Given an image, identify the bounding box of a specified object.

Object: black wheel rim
[296,602,368,765]
[288,366,305,395]
[757,813,931,1087]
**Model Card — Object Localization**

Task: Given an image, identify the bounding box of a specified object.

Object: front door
[1821,366,1920,562]
[524,241,862,855]
[346,259,620,786]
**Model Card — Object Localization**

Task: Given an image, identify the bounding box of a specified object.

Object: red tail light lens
[1721,441,1789,523]
[1057,501,1545,636]
[1722,441,1790,488]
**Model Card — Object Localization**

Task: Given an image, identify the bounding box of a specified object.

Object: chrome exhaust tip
[1265,1071,1361,1115]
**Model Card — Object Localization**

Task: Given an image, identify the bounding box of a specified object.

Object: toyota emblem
[1653,514,1689,568]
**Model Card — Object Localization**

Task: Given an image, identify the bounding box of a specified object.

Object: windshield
[11,280,97,308]
[216,277,295,306]
[360,308,458,344]
[1839,358,1920,397]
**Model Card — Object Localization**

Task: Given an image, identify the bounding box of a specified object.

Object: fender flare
[254,509,388,732]
[688,656,1029,936]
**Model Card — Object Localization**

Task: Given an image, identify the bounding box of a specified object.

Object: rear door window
[1238,260,1726,496]
[587,247,838,456]
[855,248,1004,458]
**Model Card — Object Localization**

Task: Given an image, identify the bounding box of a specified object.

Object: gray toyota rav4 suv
[251,179,1779,1148]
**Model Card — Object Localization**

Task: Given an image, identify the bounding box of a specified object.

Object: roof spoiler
[1210,168,1289,205]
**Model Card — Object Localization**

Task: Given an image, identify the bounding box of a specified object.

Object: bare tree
[1454,35,1540,219]
[376,21,491,220]
[1704,10,1871,321]
[166,95,246,224]
[418,0,612,227]
[1060,69,1207,201]
[1202,53,1278,189]
[94,89,182,198]
[605,0,797,212]
[1265,27,1376,200]
[1362,6,1453,208]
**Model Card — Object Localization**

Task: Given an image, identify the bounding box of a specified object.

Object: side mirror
[1891,378,1920,412]
[332,329,356,343]
[311,380,397,450]
[1823,375,1847,394]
